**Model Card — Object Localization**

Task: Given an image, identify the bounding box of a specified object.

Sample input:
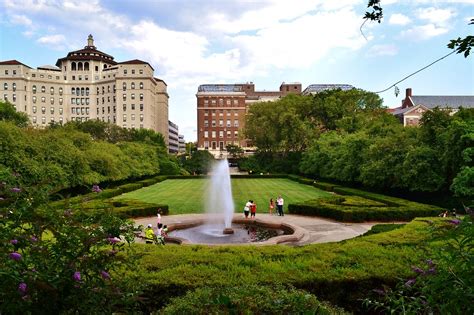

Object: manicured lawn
[115,178,332,215]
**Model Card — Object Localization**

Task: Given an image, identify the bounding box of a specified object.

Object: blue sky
[0,0,473,141]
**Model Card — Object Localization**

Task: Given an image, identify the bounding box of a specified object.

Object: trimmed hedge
[287,178,442,222]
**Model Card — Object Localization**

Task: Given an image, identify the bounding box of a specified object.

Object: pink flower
[10,187,21,193]
[106,237,120,244]
[100,270,111,280]
[30,236,38,243]
[448,219,461,225]
[9,252,22,261]
[73,271,81,282]
[92,185,102,193]
[10,239,18,245]
[18,282,27,295]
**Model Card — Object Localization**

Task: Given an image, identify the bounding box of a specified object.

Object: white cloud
[37,34,66,45]
[417,7,457,25]
[401,24,449,40]
[389,13,411,25]
[367,44,399,56]
[9,14,32,26]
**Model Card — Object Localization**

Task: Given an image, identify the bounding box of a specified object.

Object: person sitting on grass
[145,224,155,244]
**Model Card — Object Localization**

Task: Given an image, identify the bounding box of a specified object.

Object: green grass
[115,178,332,215]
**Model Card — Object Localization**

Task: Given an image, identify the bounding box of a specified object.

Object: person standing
[277,195,284,216]
[269,198,275,215]
[250,200,257,218]
[244,200,252,218]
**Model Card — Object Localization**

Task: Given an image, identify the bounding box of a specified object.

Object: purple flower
[426,259,434,267]
[106,237,120,244]
[10,187,21,193]
[72,271,81,282]
[30,236,38,243]
[92,185,102,193]
[412,266,425,274]
[9,252,22,261]
[100,270,111,280]
[10,239,18,245]
[64,209,72,217]
[427,267,436,275]
[18,282,27,295]
[405,278,416,287]
[0,197,4,201]
[448,219,461,225]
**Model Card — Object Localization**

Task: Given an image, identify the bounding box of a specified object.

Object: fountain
[207,159,235,234]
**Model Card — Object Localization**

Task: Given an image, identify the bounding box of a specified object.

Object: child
[157,209,162,225]
[162,225,169,237]
[144,224,155,244]
[250,200,256,218]
[244,200,252,218]
[269,198,274,215]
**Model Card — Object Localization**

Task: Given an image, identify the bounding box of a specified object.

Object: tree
[183,150,214,174]
[226,144,244,159]
[0,101,29,127]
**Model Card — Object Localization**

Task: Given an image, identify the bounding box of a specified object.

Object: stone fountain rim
[164,217,308,246]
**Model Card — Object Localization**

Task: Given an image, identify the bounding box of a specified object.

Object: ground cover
[115,178,332,215]
[119,218,442,312]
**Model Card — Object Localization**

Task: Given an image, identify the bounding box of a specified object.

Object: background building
[302,84,354,95]
[178,134,186,154]
[168,120,179,154]
[392,88,474,126]
[196,82,301,157]
[0,35,169,145]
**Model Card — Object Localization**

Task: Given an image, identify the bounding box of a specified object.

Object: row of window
[123,69,144,75]
[72,87,90,96]
[122,93,144,101]
[32,116,64,124]
[32,96,64,104]
[203,110,240,117]
[203,141,240,150]
[72,98,90,105]
[3,83,18,91]
[203,120,239,127]
[98,106,116,115]
[204,99,240,106]
[203,130,239,138]
[122,82,144,90]
[30,73,61,80]
[71,107,90,115]
[32,106,64,115]
[122,114,144,122]
[4,70,17,75]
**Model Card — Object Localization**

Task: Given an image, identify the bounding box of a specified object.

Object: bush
[362,224,406,236]
[160,285,345,314]
[118,183,143,193]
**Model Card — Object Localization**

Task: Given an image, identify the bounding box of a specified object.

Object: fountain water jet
[207,159,235,234]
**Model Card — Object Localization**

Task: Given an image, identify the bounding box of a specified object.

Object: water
[169,223,285,244]
[207,160,234,229]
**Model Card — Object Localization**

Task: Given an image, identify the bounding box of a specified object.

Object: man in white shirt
[277,195,284,216]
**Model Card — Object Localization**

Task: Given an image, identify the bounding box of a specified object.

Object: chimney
[406,88,412,98]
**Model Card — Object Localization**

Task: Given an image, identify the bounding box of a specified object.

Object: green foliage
[182,150,214,174]
[362,224,406,236]
[161,285,344,314]
[0,101,29,127]
[225,143,244,159]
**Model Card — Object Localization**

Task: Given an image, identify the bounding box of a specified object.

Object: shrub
[160,285,345,314]
[362,224,406,236]
[118,183,143,193]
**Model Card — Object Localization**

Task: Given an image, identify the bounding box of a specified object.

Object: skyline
[1,0,473,141]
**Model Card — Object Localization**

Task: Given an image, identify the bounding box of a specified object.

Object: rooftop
[198,84,243,92]
[303,84,354,94]
[410,95,474,109]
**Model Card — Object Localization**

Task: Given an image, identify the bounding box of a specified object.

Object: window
[72,75,75,80]
[234,131,238,138]
[234,120,239,127]
[86,108,89,115]
[12,83,16,91]
[204,111,208,116]
[212,120,216,127]
[139,93,143,101]
[32,106,37,113]
[59,108,63,115]
[77,88,81,96]
[32,116,37,124]
[124,69,127,75]
[123,82,126,91]
[50,87,54,95]
[204,131,209,138]
[204,100,209,106]
[50,107,54,114]
[212,131,216,138]
[77,98,80,105]
[123,104,126,111]
[131,69,135,74]
[50,97,54,104]
[81,108,85,115]
[42,117,46,124]
[4,70,8,75]
[131,93,135,100]
[71,98,76,105]
[32,85,37,94]
[234,112,238,116]
[227,110,231,116]
[131,82,135,89]
[96,87,99,94]
[139,82,143,89]
[59,87,63,95]
[113,106,116,113]
[123,94,126,101]
[81,98,85,105]
[233,99,238,105]
[219,120,224,127]
[41,107,46,114]
[131,114,135,121]
[227,131,231,137]
[219,131,224,138]
[81,88,85,96]
[226,99,231,105]
[85,98,90,105]
[227,120,231,127]
[212,111,216,116]
[59,98,63,105]
[140,104,144,111]
[139,114,144,122]
[211,100,216,105]
[102,86,105,95]
[59,117,63,124]
[219,99,223,105]
[139,69,143,74]
[95,65,99,71]
[32,96,37,103]
[204,141,209,149]
[219,111,224,116]
[12,94,16,102]
[123,114,127,122]
[41,86,45,93]
[131,104,135,110]
[41,97,45,103]
[204,120,208,127]
[3,83,8,90]
[86,88,89,96]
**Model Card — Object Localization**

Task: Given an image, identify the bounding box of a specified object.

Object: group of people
[243,195,285,218]
[144,210,168,245]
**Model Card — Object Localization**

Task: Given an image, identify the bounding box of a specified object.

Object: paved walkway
[134,213,378,245]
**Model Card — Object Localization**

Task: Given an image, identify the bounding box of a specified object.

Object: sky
[0,0,473,142]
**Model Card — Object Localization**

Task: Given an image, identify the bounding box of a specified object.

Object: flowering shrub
[0,182,141,313]
[364,215,474,314]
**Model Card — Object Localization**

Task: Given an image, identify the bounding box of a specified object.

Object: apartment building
[168,120,179,154]
[0,35,169,144]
